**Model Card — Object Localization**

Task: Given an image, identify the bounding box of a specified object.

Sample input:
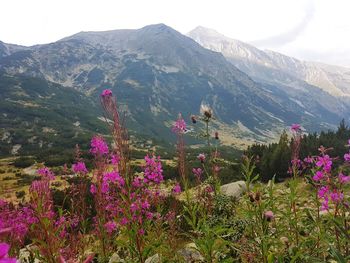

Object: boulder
[220,181,247,198]
[178,242,204,262]
[145,253,160,263]
[109,252,125,263]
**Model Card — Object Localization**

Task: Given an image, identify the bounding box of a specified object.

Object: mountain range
[1,23,350,157]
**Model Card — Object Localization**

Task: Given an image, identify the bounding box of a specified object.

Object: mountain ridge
[0,23,349,157]
[188,26,350,97]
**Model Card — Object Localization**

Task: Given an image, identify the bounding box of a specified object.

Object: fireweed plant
[1,86,350,262]
[239,124,350,262]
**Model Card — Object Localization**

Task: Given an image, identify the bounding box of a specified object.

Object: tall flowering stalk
[306,143,350,254]
[287,124,302,247]
[172,114,188,198]
[191,104,222,195]
[100,89,130,182]
[28,168,66,263]
[290,124,302,178]
[97,89,168,262]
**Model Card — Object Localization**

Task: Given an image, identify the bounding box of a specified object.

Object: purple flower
[192,168,203,180]
[101,89,112,97]
[143,155,164,184]
[339,173,350,184]
[321,197,329,211]
[318,186,329,198]
[312,171,324,181]
[344,153,350,162]
[130,203,138,213]
[120,217,128,225]
[138,228,145,236]
[37,167,55,180]
[316,155,332,172]
[72,162,88,174]
[111,154,120,165]
[172,183,181,194]
[172,114,187,134]
[90,184,97,194]
[0,243,17,263]
[90,136,109,155]
[303,156,313,164]
[104,221,117,234]
[330,191,344,203]
[101,181,109,193]
[291,124,301,132]
[141,201,150,210]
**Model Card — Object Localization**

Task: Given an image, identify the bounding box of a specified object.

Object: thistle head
[200,104,212,119]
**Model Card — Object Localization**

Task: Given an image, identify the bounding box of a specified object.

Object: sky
[1,0,350,67]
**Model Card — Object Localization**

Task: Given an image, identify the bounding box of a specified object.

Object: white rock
[145,253,160,263]
[220,180,247,198]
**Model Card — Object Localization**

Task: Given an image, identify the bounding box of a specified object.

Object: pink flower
[192,168,203,180]
[103,171,121,183]
[0,243,17,263]
[318,186,329,198]
[72,162,88,174]
[330,191,344,203]
[321,197,329,211]
[339,173,350,184]
[90,136,109,155]
[197,153,206,163]
[146,212,153,220]
[316,155,332,172]
[213,165,221,173]
[104,221,117,234]
[172,183,181,194]
[101,181,109,193]
[172,114,187,134]
[120,217,128,225]
[264,211,274,221]
[291,124,301,132]
[141,201,150,210]
[138,228,145,236]
[111,154,120,165]
[344,153,350,162]
[37,167,55,180]
[130,203,138,213]
[143,155,164,184]
[312,171,324,181]
[101,89,112,97]
[303,156,313,164]
[90,184,97,194]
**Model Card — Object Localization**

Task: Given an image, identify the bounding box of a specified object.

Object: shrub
[15,190,25,199]
[14,157,35,168]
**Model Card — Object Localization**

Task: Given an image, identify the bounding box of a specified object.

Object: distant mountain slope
[0,73,106,158]
[0,24,349,156]
[188,26,350,97]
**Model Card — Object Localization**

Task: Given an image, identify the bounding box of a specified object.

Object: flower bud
[248,192,255,203]
[214,131,219,140]
[264,210,274,221]
[191,115,197,124]
[255,192,261,202]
